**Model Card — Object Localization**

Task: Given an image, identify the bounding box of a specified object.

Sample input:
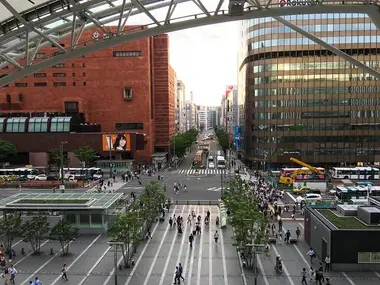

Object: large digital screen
[102,133,131,151]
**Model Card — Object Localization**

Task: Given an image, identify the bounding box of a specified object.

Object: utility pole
[107,135,112,178]
[108,241,124,285]
[60,141,67,191]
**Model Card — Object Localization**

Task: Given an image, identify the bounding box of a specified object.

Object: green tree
[108,209,142,268]
[140,181,166,224]
[49,148,70,176]
[21,216,50,254]
[0,213,22,250]
[0,140,17,163]
[222,176,268,268]
[215,128,230,154]
[74,145,97,167]
[49,220,79,255]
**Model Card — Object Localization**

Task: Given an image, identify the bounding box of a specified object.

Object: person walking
[324,255,331,272]
[214,231,219,243]
[178,263,185,282]
[173,266,181,284]
[188,233,194,248]
[296,227,301,240]
[34,277,42,285]
[8,266,16,284]
[301,268,307,285]
[307,248,316,264]
[61,264,68,281]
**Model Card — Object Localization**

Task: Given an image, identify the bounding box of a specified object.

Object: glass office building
[243,13,380,169]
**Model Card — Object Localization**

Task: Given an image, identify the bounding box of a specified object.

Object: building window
[53,63,65,68]
[53,73,66,77]
[73,82,76,86]
[83,82,86,86]
[34,73,46,77]
[82,63,85,67]
[123,87,133,100]
[115,122,144,130]
[50,117,71,132]
[6,117,27,132]
[82,72,86,76]
[35,53,45,59]
[113,51,142,57]
[65,101,79,113]
[34,82,47,87]
[15,83,27,87]
[53,82,66,87]
[72,63,75,67]
[28,117,48,132]
[72,73,75,77]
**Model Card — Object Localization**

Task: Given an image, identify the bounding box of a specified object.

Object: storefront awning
[151,152,168,158]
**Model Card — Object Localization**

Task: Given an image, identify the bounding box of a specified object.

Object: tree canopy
[0,140,16,163]
[21,216,50,254]
[0,213,22,250]
[49,220,79,255]
[215,128,230,154]
[170,128,199,157]
[49,148,70,169]
[222,176,268,268]
[74,145,97,167]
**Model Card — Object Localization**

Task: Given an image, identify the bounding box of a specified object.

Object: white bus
[217,156,226,169]
[332,167,379,180]
[62,167,103,180]
[0,168,38,180]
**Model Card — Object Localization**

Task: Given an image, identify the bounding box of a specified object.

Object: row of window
[254,74,376,84]
[252,136,380,143]
[252,148,378,157]
[0,117,71,133]
[254,87,371,96]
[254,98,380,108]
[252,61,380,73]
[254,111,380,120]
[33,72,87,78]
[247,14,369,27]
[248,23,377,39]
[251,36,380,49]
[52,63,86,68]
[13,82,87,87]
[253,124,380,132]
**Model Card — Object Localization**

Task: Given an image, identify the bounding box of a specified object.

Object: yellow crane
[279,158,325,185]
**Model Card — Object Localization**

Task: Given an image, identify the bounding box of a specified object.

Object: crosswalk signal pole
[221,171,224,197]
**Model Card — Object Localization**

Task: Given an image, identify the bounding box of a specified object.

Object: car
[208,162,215,169]
[293,186,310,195]
[296,193,323,204]
[34,174,47,181]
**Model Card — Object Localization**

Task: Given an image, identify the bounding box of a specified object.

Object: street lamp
[60,141,68,190]
[107,241,124,285]
[107,135,112,178]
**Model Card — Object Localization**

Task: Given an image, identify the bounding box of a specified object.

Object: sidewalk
[86,179,127,193]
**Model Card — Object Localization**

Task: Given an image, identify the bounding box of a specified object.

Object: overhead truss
[0,0,378,86]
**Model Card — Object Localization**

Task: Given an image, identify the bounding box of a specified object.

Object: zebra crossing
[176,169,228,175]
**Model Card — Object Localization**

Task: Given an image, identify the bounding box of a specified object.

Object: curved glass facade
[243,13,380,168]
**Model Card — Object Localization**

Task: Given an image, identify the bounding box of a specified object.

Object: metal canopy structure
[0,0,379,86]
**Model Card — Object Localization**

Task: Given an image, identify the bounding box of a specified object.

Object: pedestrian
[187,215,191,225]
[285,230,291,243]
[301,268,307,285]
[169,217,173,228]
[34,277,42,285]
[173,266,181,284]
[178,263,185,281]
[188,233,194,248]
[214,231,219,243]
[324,255,331,272]
[296,227,301,240]
[326,277,331,285]
[307,248,316,264]
[8,265,16,284]
[61,264,68,281]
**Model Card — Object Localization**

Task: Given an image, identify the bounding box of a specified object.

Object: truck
[279,157,325,185]
[193,150,205,168]
[216,156,226,169]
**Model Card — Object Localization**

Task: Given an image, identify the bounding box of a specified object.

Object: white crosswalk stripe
[206,187,222,192]
[176,169,229,175]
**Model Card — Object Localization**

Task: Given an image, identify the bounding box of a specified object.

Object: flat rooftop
[318,209,380,230]
[0,193,123,210]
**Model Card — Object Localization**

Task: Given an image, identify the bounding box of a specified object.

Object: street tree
[108,208,142,268]
[222,176,268,268]
[49,148,70,176]
[74,146,97,167]
[215,128,230,154]
[21,216,50,254]
[0,213,22,250]
[49,220,79,255]
[0,140,16,164]
[140,181,166,224]
[171,135,187,157]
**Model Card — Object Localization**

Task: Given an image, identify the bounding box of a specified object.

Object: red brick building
[0,27,176,167]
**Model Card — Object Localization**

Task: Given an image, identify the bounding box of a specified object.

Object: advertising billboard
[102,133,131,151]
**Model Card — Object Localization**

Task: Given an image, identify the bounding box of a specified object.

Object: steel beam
[274,16,380,79]
[0,0,67,53]
[0,53,23,69]
[0,4,375,86]
[24,30,30,67]
[30,37,43,63]
[73,23,86,49]
[84,11,111,36]
[192,0,211,17]
[165,0,176,24]
[120,6,134,35]
[130,0,161,26]
[69,13,77,50]
[215,0,225,15]
[116,0,128,35]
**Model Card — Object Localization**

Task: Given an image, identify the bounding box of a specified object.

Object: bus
[62,167,103,180]
[217,156,226,169]
[193,151,204,168]
[331,167,380,180]
[280,167,325,180]
[0,168,38,180]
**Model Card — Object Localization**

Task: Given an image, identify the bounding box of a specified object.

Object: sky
[127,0,241,107]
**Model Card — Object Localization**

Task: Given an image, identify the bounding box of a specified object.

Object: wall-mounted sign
[280,0,317,7]
[102,133,131,152]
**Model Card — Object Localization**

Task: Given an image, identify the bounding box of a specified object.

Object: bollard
[50,248,53,255]
[21,248,25,255]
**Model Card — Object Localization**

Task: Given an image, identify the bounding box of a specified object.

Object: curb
[281,218,304,221]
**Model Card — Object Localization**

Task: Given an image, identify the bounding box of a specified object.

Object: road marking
[374,272,380,278]
[257,255,269,285]
[12,239,23,248]
[170,206,192,284]
[207,187,217,191]
[187,206,199,284]
[196,207,205,285]
[298,222,304,229]
[219,207,229,285]
[142,205,185,285]
[236,240,247,285]
[209,211,212,285]
[78,246,111,285]
[14,239,50,266]
[272,245,295,285]
[20,239,75,285]
[286,192,297,202]
[124,206,178,285]
[342,272,357,285]
[183,206,199,285]
[50,234,101,285]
